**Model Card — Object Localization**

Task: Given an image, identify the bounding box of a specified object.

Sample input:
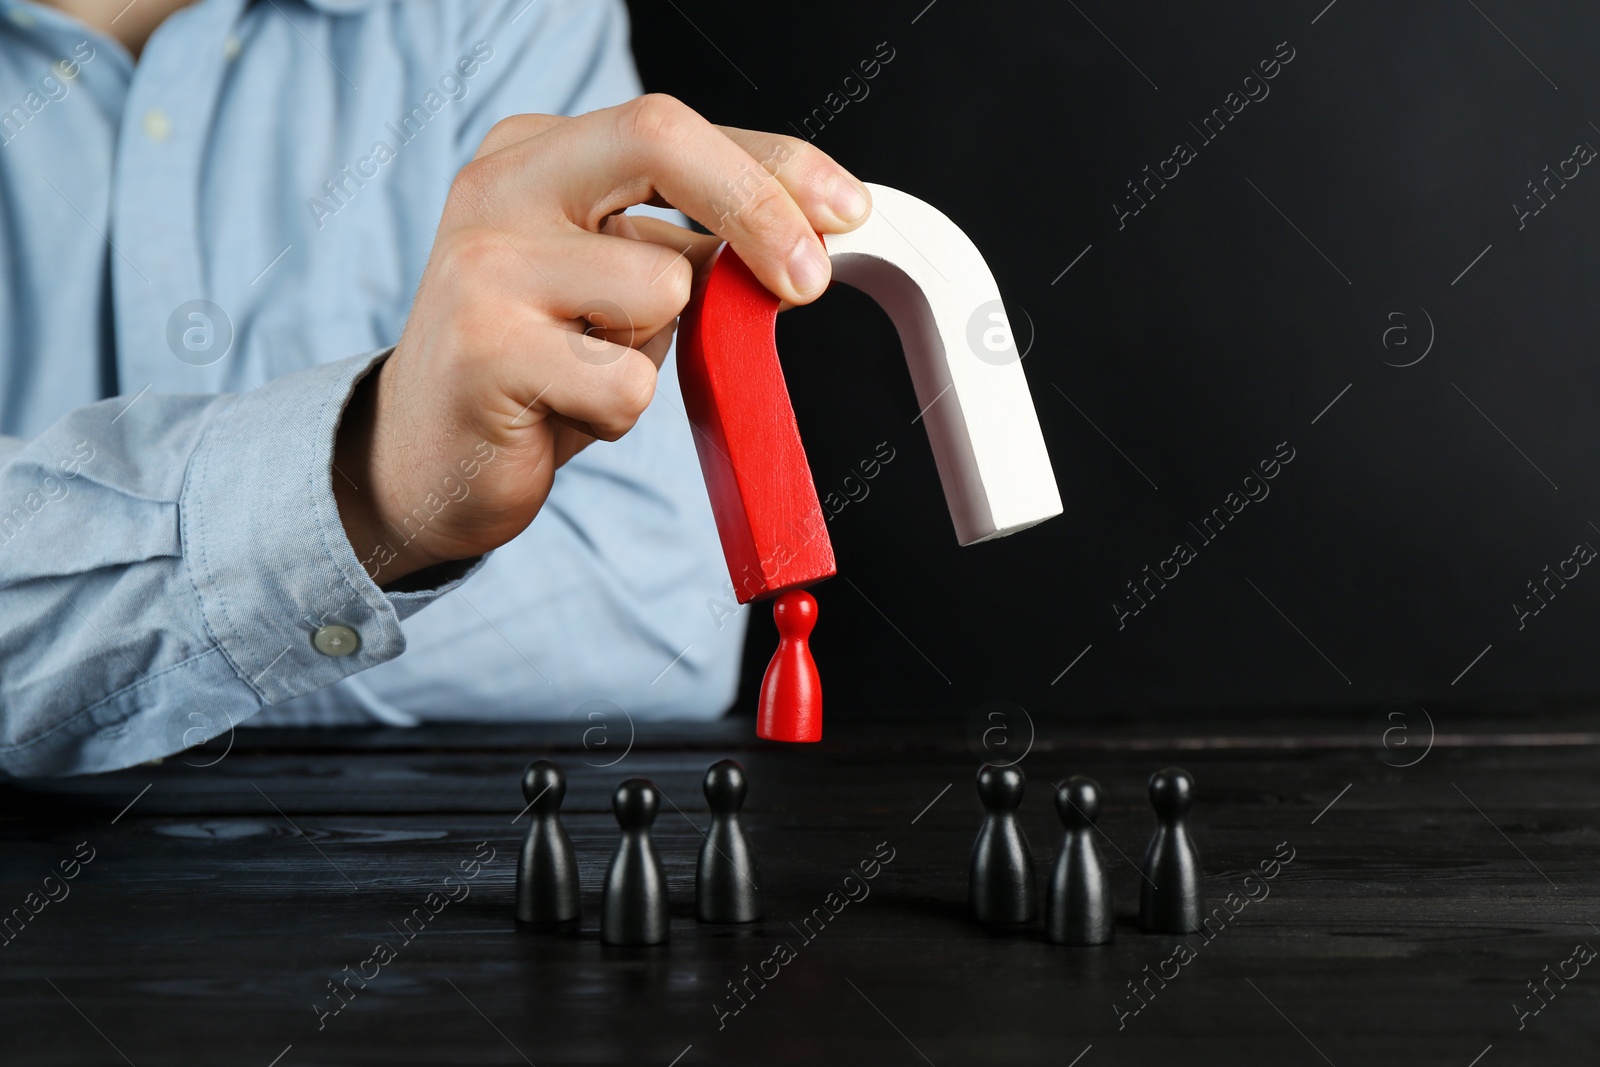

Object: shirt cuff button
[312,624,361,657]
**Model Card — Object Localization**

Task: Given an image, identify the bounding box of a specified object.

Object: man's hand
[330,95,872,587]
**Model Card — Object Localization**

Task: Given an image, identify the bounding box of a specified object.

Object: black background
[624,0,1600,723]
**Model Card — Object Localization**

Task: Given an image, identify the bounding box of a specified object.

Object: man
[0,0,873,775]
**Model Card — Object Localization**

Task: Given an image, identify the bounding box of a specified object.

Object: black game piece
[969,763,1038,924]
[696,759,762,923]
[515,760,580,925]
[1139,767,1203,934]
[601,778,670,946]
[1045,776,1114,946]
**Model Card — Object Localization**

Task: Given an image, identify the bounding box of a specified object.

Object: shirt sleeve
[0,350,483,777]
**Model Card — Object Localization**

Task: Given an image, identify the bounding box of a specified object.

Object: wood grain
[0,716,1595,1065]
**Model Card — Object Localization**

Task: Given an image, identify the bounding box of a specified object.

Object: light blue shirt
[0,0,747,776]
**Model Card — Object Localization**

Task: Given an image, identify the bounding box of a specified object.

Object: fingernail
[827,177,870,223]
[788,238,829,296]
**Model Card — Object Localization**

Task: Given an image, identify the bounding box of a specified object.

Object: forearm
[0,352,478,776]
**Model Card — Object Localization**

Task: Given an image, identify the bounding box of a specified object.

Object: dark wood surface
[1,708,1597,1066]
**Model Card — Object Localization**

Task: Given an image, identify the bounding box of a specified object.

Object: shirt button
[312,624,360,657]
[142,109,171,142]
[6,7,35,27]
[222,35,241,59]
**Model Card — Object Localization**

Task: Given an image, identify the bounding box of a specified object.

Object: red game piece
[757,590,822,742]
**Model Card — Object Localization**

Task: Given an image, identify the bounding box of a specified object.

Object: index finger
[479,94,870,304]
[714,123,873,238]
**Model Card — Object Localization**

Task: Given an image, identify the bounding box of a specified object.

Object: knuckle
[734,180,796,238]
[773,136,819,177]
[478,117,519,156]
[448,157,500,216]
[482,114,534,148]
[782,141,854,209]
[438,228,508,285]
[622,93,693,147]
[475,113,561,161]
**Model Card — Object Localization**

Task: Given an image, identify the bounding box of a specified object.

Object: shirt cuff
[386,557,486,620]
[180,349,482,705]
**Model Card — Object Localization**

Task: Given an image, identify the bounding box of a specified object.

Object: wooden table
[2,708,1596,1066]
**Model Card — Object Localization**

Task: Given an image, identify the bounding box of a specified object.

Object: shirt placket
[109,0,247,398]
